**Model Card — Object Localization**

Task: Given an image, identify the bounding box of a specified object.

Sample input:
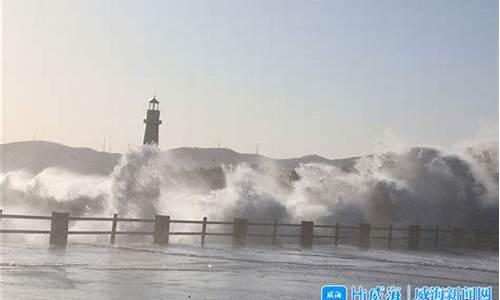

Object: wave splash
[1,134,497,231]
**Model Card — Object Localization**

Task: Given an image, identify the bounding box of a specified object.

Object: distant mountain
[0,141,121,175]
[0,141,358,175]
[166,147,357,171]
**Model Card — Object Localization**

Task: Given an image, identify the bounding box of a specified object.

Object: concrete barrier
[232,218,248,247]
[300,221,314,248]
[334,222,340,246]
[358,223,371,249]
[408,225,420,250]
[49,212,69,247]
[153,215,170,245]
[272,220,278,246]
[452,227,464,248]
[433,226,439,249]
[474,229,480,249]
[388,224,393,249]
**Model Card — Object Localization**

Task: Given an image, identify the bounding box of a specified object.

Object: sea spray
[157,163,290,222]
[0,133,498,236]
[0,169,110,243]
[0,168,109,216]
[288,146,498,230]
[111,145,161,218]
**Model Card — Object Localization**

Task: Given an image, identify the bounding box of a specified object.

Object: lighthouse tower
[143,97,162,145]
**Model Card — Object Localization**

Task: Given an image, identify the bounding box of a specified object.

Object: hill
[166,147,356,171]
[0,141,357,175]
[0,141,120,175]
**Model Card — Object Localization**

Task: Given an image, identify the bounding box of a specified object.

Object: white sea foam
[1,130,497,234]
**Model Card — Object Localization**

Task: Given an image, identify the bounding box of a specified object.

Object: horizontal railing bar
[68,231,163,235]
[247,222,274,226]
[277,234,301,237]
[206,221,233,225]
[68,231,111,235]
[69,217,113,221]
[1,214,52,220]
[371,227,391,230]
[338,226,358,230]
[0,229,50,234]
[247,233,274,237]
[169,232,202,235]
[170,220,204,224]
[116,218,154,223]
[116,231,154,235]
[277,223,301,227]
[206,232,232,236]
[314,235,335,238]
[313,224,337,228]
[391,227,409,231]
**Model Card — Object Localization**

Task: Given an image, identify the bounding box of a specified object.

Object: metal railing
[0,210,497,250]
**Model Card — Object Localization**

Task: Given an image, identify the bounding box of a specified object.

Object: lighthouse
[143,97,162,145]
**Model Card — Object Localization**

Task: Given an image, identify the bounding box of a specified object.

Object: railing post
[201,216,207,247]
[434,226,439,249]
[153,215,170,245]
[474,229,480,249]
[452,227,464,248]
[49,212,69,247]
[388,225,393,249]
[110,213,118,245]
[358,224,371,249]
[300,221,314,248]
[272,220,278,246]
[334,222,340,246]
[408,225,420,250]
[232,218,247,247]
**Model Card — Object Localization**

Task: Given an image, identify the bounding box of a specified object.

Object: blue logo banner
[322,285,347,300]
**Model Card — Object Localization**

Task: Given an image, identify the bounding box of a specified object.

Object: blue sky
[2,0,498,158]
